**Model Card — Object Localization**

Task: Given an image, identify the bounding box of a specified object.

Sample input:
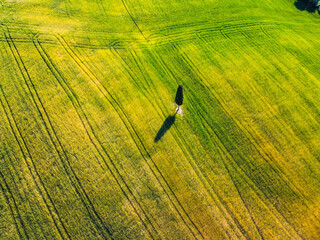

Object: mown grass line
[171,42,304,239]
[56,35,204,239]
[34,35,159,240]
[0,82,70,240]
[3,30,112,240]
[123,46,262,239]
[0,171,28,239]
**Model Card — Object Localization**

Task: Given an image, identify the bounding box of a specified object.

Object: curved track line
[4,30,112,239]
[0,171,29,239]
[0,66,70,240]
[124,46,261,239]
[33,34,159,240]
[56,34,203,239]
[120,0,147,41]
[173,41,304,239]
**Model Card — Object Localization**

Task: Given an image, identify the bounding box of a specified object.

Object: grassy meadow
[1,0,320,239]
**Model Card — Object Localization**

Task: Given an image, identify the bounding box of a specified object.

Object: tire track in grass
[33,35,158,240]
[186,96,266,240]
[3,30,112,240]
[177,37,284,211]
[157,50,280,238]
[173,42,304,239]
[0,35,115,50]
[105,47,204,240]
[56,34,204,240]
[203,29,314,203]
[253,47,320,198]
[0,36,69,238]
[64,0,72,18]
[256,29,320,132]
[0,84,70,240]
[96,0,106,15]
[201,32,320,231]
[110,46,266,239]
[115,48,243,238]
[186,98,280,239]
[150,19,278,47]
[187,95,304,239]
[1,148,51,239]
[132,47,260,239]
[57,34,201,239]
[198,33,289,174]
[120,0,147,41]
[0,168,28,239]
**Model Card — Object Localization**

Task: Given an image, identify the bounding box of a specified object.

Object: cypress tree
[175,85,183,107]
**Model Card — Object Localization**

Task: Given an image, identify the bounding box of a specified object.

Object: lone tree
[175,85,183,111]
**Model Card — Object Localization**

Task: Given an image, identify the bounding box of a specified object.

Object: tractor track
[0,71,70,240]
[54,34,204,239]
[0,170,29,239]
[4,30,112,240]
[171,41,305,239]
[205,27,317,204]
[33,34,159,240]
[112,46,248,238]
[130,45,261,239]
[0,145,58,239]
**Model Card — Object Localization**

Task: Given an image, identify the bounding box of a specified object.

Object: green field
[1,0,320,239]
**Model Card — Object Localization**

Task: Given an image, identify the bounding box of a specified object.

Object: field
[1,0,320,239]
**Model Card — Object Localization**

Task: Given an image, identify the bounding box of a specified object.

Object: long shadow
[294,0,318,13]
[154,115,176,142]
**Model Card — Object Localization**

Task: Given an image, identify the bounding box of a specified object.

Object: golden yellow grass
[1,0,320,239]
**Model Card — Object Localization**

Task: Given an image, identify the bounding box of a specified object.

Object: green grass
[1,0,320,239]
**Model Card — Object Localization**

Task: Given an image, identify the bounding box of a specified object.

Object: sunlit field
[1,0,320,239]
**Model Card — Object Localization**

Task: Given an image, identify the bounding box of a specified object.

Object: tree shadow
[294,0,319,13]
[154,115,176,142]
